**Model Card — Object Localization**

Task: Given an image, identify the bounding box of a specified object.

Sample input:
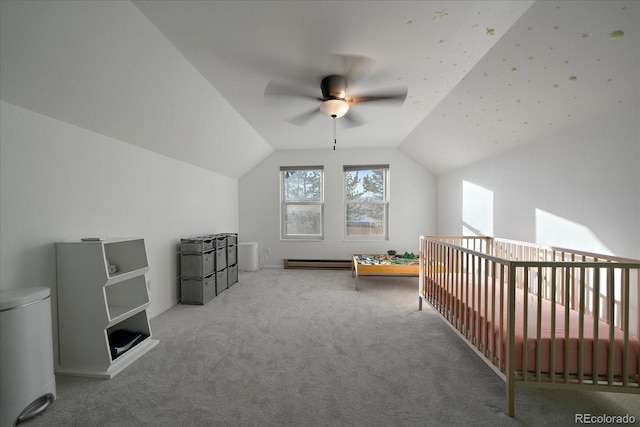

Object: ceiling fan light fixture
[319,99,349,119]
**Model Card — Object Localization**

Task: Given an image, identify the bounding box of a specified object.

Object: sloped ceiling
[0,0,273,179]
[1,1,638,178]
[399,1,640,172]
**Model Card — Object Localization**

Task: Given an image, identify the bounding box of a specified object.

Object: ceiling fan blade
[330,54,376,84]
[343,110,367,128]
[349,87,408,104]
[286,106,320,126]
[264,80,321,101]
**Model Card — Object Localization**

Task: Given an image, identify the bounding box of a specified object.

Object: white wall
[239,148,436,267]
[436,107,640,259]
[0,101,238,318]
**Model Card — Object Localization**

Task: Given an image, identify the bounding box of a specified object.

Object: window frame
[280,165,324,241]
[343,164,389,241]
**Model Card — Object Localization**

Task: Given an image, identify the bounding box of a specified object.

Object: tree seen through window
[281,167,323,239]
[344,166,388,238]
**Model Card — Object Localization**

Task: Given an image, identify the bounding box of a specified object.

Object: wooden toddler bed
[352,254,419,291]
[418,236,640,416]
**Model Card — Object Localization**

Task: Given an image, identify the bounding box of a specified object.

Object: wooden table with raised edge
[351,254,419,291]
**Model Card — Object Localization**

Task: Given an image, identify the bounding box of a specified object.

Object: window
[281,166,324,240]
[344,164,389,240]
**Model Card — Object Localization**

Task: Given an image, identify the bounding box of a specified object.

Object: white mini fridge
[0,287,56,426]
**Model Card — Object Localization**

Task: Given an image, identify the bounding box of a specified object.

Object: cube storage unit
[180,233,238,305]
[55,238,159,378]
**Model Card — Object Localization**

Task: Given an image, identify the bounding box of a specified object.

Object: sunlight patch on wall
[462,181,494,236]
[535,208,613,255]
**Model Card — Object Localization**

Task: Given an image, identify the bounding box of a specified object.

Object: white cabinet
[55,238,159,378]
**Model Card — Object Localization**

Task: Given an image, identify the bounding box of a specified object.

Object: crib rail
[419,236,640,417]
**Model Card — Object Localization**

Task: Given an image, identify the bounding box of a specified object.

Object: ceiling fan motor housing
[321,75,348,100]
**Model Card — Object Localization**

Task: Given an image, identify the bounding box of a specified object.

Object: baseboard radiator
[283,259,351,270]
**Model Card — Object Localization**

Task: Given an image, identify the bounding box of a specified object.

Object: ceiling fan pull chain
[333,117,337,150]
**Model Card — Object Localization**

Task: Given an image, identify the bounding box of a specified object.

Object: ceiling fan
[263,56,408,129]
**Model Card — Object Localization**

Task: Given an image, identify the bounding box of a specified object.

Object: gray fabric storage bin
[216,268,228,294]
[215,248,227,271]
[181,251,215,278]
[215,235,227,249]
[227,264,238,287]
[181,273,216,305]
[225,233,238,246]
[226,244,237,265]
[181,238,214,253]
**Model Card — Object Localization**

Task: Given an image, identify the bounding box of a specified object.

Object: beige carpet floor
[22,269,639,426]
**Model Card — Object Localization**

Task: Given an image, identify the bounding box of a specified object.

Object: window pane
[345,169,385,202]
[285,204,322,236]
[283,170,322,202]
[346,203,385,237]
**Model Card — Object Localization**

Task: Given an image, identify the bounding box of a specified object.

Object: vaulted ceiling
[1,1,638,178]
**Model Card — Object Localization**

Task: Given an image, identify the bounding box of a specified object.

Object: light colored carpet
[22,269,639,426]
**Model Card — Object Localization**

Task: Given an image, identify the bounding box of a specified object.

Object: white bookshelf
[55,238,159,378]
